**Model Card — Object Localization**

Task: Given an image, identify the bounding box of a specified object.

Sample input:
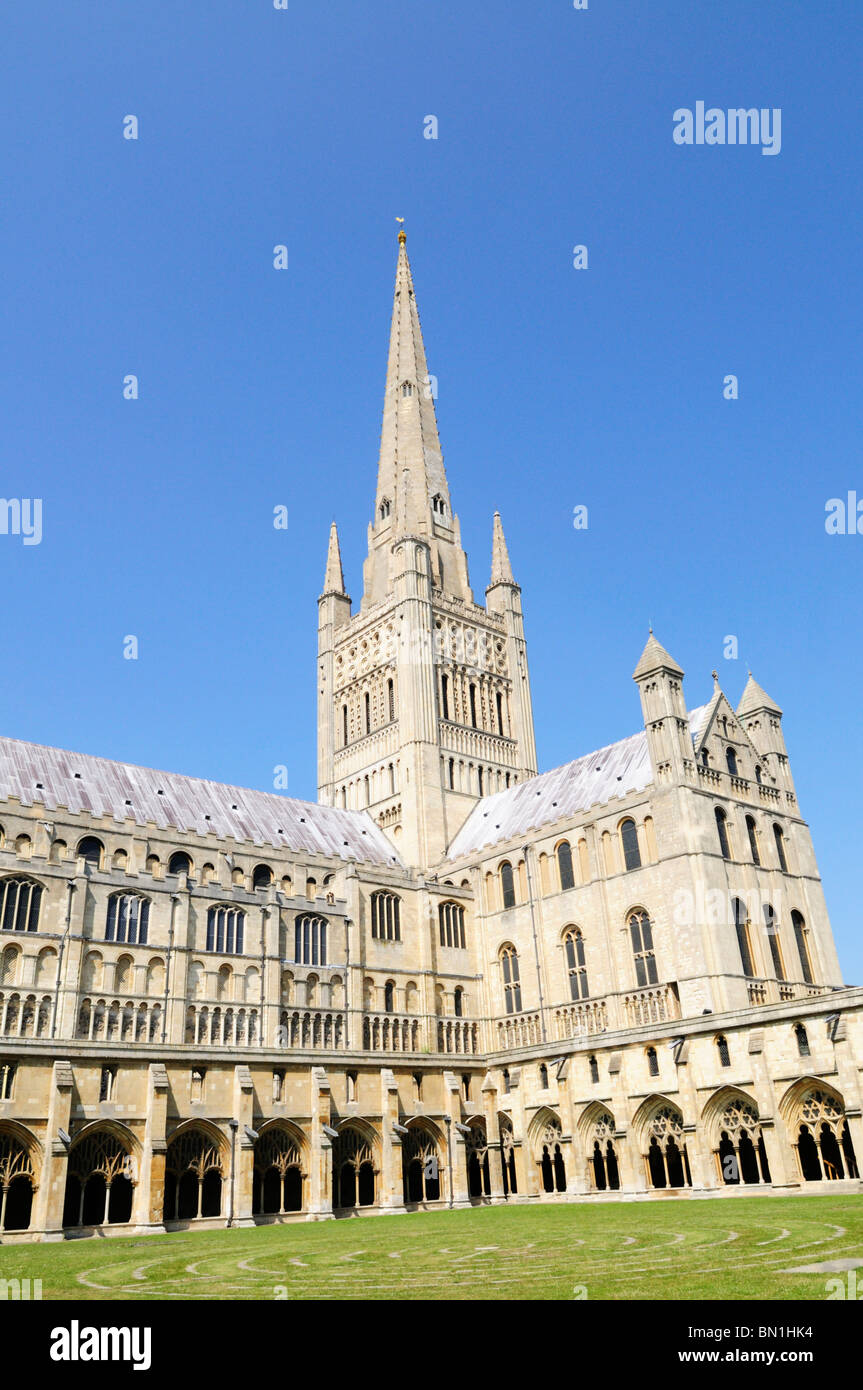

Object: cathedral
[0,230,860,1242]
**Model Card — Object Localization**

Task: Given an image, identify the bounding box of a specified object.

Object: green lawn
[2,1195,861,1300]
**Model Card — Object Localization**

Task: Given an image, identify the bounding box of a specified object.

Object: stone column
[481,1072,505,1200]
[232,1065,256,1226]
[37,1060,75,1239]
[136,1062,168,1231]
[379,1068,404,1210]
[443,1071,470,1205]
[309,1066,333,1217]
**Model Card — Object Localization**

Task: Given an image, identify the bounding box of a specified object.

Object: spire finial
[712,669,719,686]
[396,216,406,245]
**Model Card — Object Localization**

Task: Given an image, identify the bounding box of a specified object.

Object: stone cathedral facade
[0,232,861,1243]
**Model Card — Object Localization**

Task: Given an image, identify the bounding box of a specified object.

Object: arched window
[773,824,788,873]
[453,986,464,1018]
[0,877,43,934]
[62,1130,136,1228]
[499,945,522,1014]
[556,841,575,891]
[726,748,738,776]
[500,862,516,909]
[106,893,150,946]
[646,1047,659,1077]
[628,910,658,987]
[77,837,104,868]
[539,1063,549,1089]
[746,816,761,866]
[564,928,589,1000]
[469,684,478,728]
[620,819,641,871]
[716,1035,731,1067]
[379,497,391,519]
[252,864,273,891]
[589,1056,599,1084]
[701,749,709,768]
[401,381,413,398]
[733,898,755,978]
[763,904,785,980]
[206,906,246,955]
[755,764,762,784]
[795,1023,810,1058]
[371,891,401,942]
[792,910,814,985]
[294,914,328,967]
[438,901,466,949]
[384,981,395,1013]
[342,705,348,746]
[168,851,192,878]
[715,807,731,859]
[387,678,395,722]
[364,692,371,736]
[431,493,446,516]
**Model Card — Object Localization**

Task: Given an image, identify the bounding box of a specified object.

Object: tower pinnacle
[489,511,516,587]
[321,521,347,597]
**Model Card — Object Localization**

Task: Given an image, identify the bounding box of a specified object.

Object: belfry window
[763,904,785,981]
[773,824,789,873]
[379,497,392,520]
[401,381,413,397]
[733,899,755,979]
[792,910,814,985]
[564,928,589,1000]
[726,747,738,776]
[628,909,658,987]
[715,807,731,859]
[431,493,446,517]
[500,945,521,1014]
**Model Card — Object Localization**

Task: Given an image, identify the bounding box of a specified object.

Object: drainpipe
[51,879,77,1039]
[163,895,178,1043]
[227,1118,238,1227]
[523,845,547,1043]
[444,1114,454,1209]
[344,917,352,1050]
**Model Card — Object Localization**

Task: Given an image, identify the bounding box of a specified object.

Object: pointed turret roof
[374,230,450,537]
[321,521,347,597]
[632,631,684,681]
[489,511,515,586]
[737,673,782,717]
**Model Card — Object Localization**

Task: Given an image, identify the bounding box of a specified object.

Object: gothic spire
[374,230,450,537]
[321,520,346,597]
[737,672,782,717]
[632,630,684,681]
[489,511,515,586]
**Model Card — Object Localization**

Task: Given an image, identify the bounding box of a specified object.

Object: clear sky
[1,2,861,979]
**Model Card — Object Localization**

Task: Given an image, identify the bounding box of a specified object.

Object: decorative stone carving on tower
[316,232,538,869]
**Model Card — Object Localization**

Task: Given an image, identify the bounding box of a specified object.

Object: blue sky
[1,2,861,978]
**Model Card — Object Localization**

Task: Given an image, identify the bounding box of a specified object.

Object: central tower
[317,231,537,869]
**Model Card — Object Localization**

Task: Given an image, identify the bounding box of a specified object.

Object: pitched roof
[737,674,782,717]
[0,735,403,867]
[632,632,684,680]
[445,706,708,860]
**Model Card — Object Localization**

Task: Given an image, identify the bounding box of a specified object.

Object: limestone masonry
[0,232,859,1240]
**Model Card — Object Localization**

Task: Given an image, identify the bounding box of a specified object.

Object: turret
[632,631,691,782]
[736,674,795,797]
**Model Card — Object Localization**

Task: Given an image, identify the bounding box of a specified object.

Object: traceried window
[438,901,466,949]
[763,904,785,980]
[0,877,43,933]
[773,824,789,873]
[715,807,731,859]
[792,910,814,985]
[371,891,402,942]
[620,819,641,871]
[795,1023,810,1058]
[646,1047,659,1077]
[294,914,328,967]
[564,927,589,1000]
[716,1035,731,1067]
[746,815,761,866]
[500,861,516,909]
[206,906,246,955]
[500,945,522,1014]
[106,893,150,945]
[733,898,755,979]
[628,909,658,986]
[556,841,575,891]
